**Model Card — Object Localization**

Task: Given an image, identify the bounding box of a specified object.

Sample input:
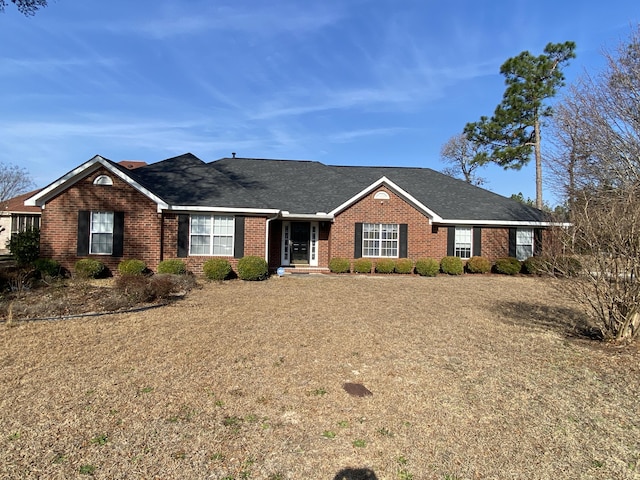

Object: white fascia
[167,206,281,215]
[328,176,443,222]
[280,212,334,220]
[24,155,170,211]
[442,219,570,227]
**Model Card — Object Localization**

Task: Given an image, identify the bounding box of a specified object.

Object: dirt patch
[1,275,639,479]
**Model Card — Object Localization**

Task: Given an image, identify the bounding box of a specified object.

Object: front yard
[1,275,638,479]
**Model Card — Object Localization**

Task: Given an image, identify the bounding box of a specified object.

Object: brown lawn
[1,275,639,480]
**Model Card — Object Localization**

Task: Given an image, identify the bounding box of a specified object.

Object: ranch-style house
[25,153,551,274]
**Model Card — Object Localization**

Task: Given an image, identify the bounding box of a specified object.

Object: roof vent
[232,152,236,158]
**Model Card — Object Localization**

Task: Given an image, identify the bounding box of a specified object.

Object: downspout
[265,212,281,268]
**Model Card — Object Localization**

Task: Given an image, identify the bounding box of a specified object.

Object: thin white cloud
[113,3,346,39]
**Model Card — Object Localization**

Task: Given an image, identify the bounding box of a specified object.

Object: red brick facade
[39,169,534,275]
[40,167,162,274]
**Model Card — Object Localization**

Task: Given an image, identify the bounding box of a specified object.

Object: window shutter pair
[447,227,482,256]
[76,210,124,257]
[353,223,408,258]
[177,215,245,258]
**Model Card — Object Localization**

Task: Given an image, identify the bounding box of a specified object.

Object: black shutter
[354,223,363,258]
[234,216,245,259]
[534,228,543,256]
[112,212,124,257]
[508,228,517,257]
[77,211,89,256]
[473,227,482,257]
[399,224,408,258]
[447,226,455,256]
[177,214,189,258]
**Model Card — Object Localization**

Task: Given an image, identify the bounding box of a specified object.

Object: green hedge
[440,256,464,275]
[203,258,232,281]
[237,256,268,281]
[118,259,147,276]
[494,257,521,275]
[353,258,373,274]
[415,258,439,277]
[375,258,395,274]
[33,258,62,278]
[466,256,491,274]
[75,259,105,279]
[328,257,350,274]
[157,259,187,275]
[394,258,414,274]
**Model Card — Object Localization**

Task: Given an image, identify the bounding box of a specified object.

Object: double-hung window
[190,215,234,256]
[90,211,114,255]
[516,229,534,261]
[454,227,472,259]
[363,223,399,257]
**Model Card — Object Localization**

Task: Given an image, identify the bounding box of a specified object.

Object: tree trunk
[534,117,543,210]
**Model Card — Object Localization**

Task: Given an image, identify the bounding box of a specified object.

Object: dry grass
[1,275,639,479]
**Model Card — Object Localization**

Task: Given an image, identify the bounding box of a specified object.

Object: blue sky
[1,1,638,205]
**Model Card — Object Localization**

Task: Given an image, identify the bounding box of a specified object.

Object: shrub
[33,258,62,278]
[415,258,439,277]
[375,258,395,274]
[118,259,147,276]
[522,256,550,275]
[554,255,582,277]
[328,257,350,274]
[237,256,268,281]
[157,259,187,275]
[203,258,233,281]
[75,259,105,279]
[7,228,40,266]
[395,258,414,274]
[466,256,491,274]
[440,256,464,275]
[353,258,372,274]
[494,257,521,275]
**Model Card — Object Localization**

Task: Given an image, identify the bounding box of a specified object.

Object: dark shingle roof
[121,154,547,223]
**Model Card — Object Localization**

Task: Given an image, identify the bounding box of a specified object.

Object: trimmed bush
[353,258,373,274]
[440,256,464,275]
[466,256,491,274]
[554,255,582,277]
[415,258,439,277]
[494,257,521,275]
[75,258,105,279]
[375,258,395,274]
[328,257,350,274]
[237,256,268,281]
[157,259,187,275]
[118,259,147,276]
[522,256,549,275]
[395,258,414,274]
[33,258,62,278]
[7,228,40,266]
[203,258,233,281]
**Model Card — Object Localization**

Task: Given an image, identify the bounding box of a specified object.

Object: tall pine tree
[464,42,576,209]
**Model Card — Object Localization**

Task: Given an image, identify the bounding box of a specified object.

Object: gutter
[265,211,281,263]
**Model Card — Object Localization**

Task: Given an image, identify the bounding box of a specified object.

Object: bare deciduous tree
[547,26,640,342]
[0,162,34,205]
[439,133,487,186]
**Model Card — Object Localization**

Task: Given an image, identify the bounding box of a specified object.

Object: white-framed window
[90,211,114,255]
[189,215,234,256]
[363,223,399,257]
[516,228,534,261]
[454,227,472,259]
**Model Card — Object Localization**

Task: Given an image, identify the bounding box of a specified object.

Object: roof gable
[25,155,169,211]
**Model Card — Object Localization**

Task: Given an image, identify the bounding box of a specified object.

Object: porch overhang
[280,211,334,221]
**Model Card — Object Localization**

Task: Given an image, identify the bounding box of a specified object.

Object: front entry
[290,221,310,264]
